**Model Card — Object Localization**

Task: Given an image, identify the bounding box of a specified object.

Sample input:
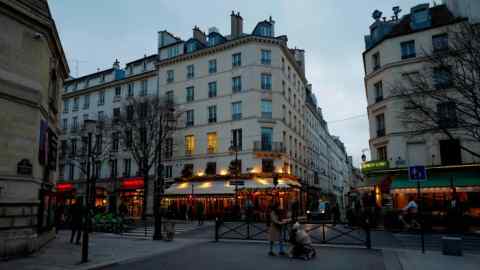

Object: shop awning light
[177,182,189,189]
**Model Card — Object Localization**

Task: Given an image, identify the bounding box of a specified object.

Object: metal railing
[253,141,286,153]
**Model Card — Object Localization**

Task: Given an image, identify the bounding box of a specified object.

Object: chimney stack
[230,11,243,38]
[193,26,207,45]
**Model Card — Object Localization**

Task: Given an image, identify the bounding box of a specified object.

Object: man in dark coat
[69,200,84,244]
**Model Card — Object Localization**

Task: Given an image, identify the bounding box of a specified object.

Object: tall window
[166,90,174,103]
[209,59,217,73]
[287,66,291,80]
[261,99,272,119]
[63,99,69,113]
[208,81,217,98]
[167,70,174,83]
[261,127,273,151]
[401,40,416,59]
[98,90,105,105]
[376,114,385,137]
[140,80,148,96]
[232,53,242,67]
[208,105,217,123]
[207,132,218,153]
[165,165,173,178]
[113,108,120,122]
[83,95,90,109]
[115,86,121,97]
[110,159,118,178]
[232,101,242,120]
[232,128,242,151]
[281,58,285,72]
[123,159,131,177]
[127,83,134,96]
[167,46,179,58]
[73,97,79,111]
[185,135,195,155]
[98,111,104,121]
[186,110,194,127]
[372,52,381,71]
[126,105,134,121]
[72,117,79,130]
[62,119,68,131]
[374,81,383,102]
[433,34,448,52]
[232,76,242,93]
[261,49,271,65]
[112,132,119,152]
[125,130,132,148]
[437,102,457,128]
[377,146,387,161]
[433,67,453,89]
[261,73,272,90]
[165,138,173,159]
[186,86,194,102]
[69,164,75,180]
[440,139,461,165]
[187,65,194,79]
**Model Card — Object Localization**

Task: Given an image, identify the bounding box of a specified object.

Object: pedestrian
[331,203,341,225]
[400,196,419,230]
[69,200,83,244]
[196,201,204,225]
[54,204,65,233]
[268,204,286,256]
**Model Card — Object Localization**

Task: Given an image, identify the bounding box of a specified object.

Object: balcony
[253,141,286,153]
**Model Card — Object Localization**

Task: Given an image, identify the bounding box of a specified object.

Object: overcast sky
[49,0,429,166]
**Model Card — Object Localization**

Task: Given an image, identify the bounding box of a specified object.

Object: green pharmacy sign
[361,160,389,173]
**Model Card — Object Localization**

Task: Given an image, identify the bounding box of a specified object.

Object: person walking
[332,203,341,225]
[196,201,204,225]
[69,200,83,244]
[268,204,286,256]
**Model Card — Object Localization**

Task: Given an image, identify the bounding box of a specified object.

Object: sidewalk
[0,230,206,270]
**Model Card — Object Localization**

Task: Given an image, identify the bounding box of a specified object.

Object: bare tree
[390,21,480,159]
[113,94,181,234]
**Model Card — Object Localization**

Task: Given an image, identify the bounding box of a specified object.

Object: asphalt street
[102,241,385,270]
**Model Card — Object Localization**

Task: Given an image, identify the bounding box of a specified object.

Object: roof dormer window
[186,42,196,53]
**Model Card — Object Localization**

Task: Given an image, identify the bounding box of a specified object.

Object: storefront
[119,177,144,218]
[163,177,302,220]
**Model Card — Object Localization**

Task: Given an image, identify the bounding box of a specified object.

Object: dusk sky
[49,0,428,166]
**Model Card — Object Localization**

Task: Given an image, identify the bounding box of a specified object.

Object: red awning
[121,177,144,190]
[56,182,74,192]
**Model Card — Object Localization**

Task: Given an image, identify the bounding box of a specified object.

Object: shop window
[182,164,194,178]
[205,162,216,175]
[262,159,274,173]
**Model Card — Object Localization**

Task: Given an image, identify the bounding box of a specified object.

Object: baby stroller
[288,222,316,260]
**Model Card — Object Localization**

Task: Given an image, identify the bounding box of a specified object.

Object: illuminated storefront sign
[56,182,74,192]
[121,178,144,189]
[361,160,389,173]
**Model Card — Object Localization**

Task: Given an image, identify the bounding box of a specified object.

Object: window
[187,65,194,79]
[110,159,118,178]
[209,59,217,73]
[95,134,102,154]
[288,66,291,80]
[70,138,77,156]
[165,165,173,178]
[115,86,121,97]
[72,116,79,130]
[261,49,271,65]
[73,97,79,111]
[139,102,147,118]
[83,95,90,109]
[374,81,383,102]
[205,162,216,175]
[262,159,274,173]
[258,25,273,37]
[127,83,134,96]
[372,52,381,71]
[125,130,132,148]
[126,105,134,121]
[165,138,173,159]
[208,105,217,123]
[401,40,416,59]
[261,73,272,90]
[112,132,119,152]
[377,146,387,161]
[165,90,174,104]
[68,164,75,180]
[143,61,147,71]
[232,101,242,120]
[207,132,218,153]
[63,99,69,113]
[140,80,148,96]
[113,108,120,122]
[62,119,68,131]
[433,34,448,52]
[186,110,194,127]
[232,76,242,93]
[232,53,241,67]
[167,70,174,83]
[98,111,104,121]
[83,114,89,123]
[186,86,194,102]
[433,67,453,89]
[437,102,457,128]
[167,46,179,58]
[185,135,195,155]
[261,100,272,119]
[232,128,242,151]
[182,164,194,177]
[376,113,385,137]
[440,139,461,165]
[261,127,273,151]
[208,81,217,98]
[98,91,105,105]
[123,159,131,177]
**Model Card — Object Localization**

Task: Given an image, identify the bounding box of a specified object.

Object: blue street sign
[408,166,427,181]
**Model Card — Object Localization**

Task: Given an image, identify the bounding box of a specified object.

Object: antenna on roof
[393,6,402,20]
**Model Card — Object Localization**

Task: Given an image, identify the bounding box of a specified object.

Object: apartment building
[361,1,480,210]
